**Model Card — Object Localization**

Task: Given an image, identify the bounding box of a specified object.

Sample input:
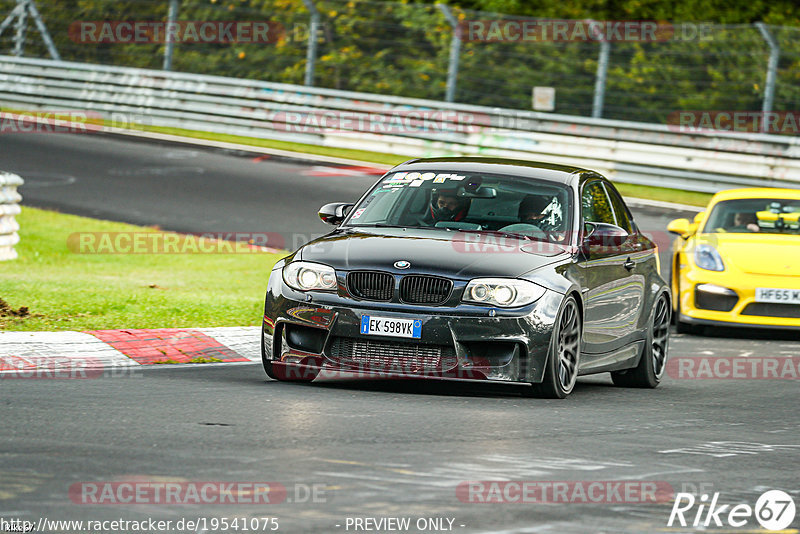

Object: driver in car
[730,211,760,233]
[424,189,471,224]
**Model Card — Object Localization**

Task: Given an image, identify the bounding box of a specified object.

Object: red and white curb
[0,327,260,376]
[301,165,388,177]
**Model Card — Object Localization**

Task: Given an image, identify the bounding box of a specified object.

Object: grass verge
[1,207,285,331]
[612,183,711,208]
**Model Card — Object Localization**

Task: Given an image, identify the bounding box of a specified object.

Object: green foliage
[2,0,798,123]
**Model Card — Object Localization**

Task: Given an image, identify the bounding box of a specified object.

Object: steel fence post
[436,3,461,103]
[12,0,28,57]
[755,22,779,132]
[588,20,610,119]
[1,1,59,59]
[163,0,179,71]
[27,0,59,60]
[302,0,320,86]
[0,2,24,39]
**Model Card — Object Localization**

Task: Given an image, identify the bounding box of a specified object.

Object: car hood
[697,233,800,276]
[297,228,571,279]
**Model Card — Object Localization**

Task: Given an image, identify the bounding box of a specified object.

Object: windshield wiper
[456,228,535,241]
[348,224,439,230]
[349,223,403,228]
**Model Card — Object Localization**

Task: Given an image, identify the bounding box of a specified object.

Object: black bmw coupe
[262,158,671,398]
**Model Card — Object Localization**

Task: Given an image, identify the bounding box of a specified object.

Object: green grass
[613,183,711,208]
[135,124,410,167]
[1,207,285,331]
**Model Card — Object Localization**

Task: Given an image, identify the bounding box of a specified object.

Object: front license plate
[755,287,800,304]
[360,315,422,339]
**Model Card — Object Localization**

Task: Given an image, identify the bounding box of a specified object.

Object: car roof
[393,157,594,186]
[709,188,800,204]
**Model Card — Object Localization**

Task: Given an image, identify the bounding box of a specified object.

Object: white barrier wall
[0,55,799,193]
[0,171,23,261]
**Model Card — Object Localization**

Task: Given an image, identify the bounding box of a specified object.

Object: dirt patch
[0,298,29,318]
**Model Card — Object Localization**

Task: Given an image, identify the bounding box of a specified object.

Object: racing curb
[0,327,261,376]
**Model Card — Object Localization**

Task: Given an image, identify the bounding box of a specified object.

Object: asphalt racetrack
[2,133,799,533]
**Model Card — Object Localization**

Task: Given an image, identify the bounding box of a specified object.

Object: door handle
[624,258,635,271]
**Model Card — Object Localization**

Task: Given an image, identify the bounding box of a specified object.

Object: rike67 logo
[668,490,796,531]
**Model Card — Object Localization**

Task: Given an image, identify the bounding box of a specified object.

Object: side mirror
[318,203,353,225]
[583,222,629,249]
[667,218,691,236]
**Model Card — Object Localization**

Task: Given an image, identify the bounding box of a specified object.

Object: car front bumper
[262,274,563,384]
[676,267,800,329]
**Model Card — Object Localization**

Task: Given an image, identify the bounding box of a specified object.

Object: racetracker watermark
[0,355,141,379]
[459,20,712,42]
[69,21,283,44]
[449,230,673,255]
[667,111,800,135]
[272,110,489,134]
[0,111,150,134]
[666,356,800,380]
[270,357,497,381]
[456,481,674,503]
[68,481,327,505]
[0,111,102,134]
[67,232,287,254]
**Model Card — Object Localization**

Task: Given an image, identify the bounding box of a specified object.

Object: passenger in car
[519,194,558,231]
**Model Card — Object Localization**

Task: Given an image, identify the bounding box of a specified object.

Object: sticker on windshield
[350,208,366,219]
[383,172,467,188]
[384,172,410,183]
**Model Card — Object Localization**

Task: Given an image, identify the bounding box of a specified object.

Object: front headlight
[283,261,338,291]
[694,244,725,271]
[462,278,546,308]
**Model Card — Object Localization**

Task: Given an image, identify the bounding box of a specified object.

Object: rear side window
[604,183,635,233]
[581,181,615,225]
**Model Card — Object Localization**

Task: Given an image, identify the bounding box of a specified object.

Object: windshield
[345,170,573,244]
[703,198,800,235]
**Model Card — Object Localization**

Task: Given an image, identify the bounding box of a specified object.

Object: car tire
[261,329,320,382]
[529,295,581,399]
[611,293,670,388]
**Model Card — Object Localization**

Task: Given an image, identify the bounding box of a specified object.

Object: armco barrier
[0,55,798,193]
[0,171,23,261]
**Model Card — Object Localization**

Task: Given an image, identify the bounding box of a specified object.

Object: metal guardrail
[0,171,23,261]
[0,55,798,193]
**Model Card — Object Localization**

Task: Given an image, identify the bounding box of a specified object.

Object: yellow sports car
[667,188,800,332]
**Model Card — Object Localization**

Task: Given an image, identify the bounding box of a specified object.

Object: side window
[581,181,615,225]
[604,183,634,233]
